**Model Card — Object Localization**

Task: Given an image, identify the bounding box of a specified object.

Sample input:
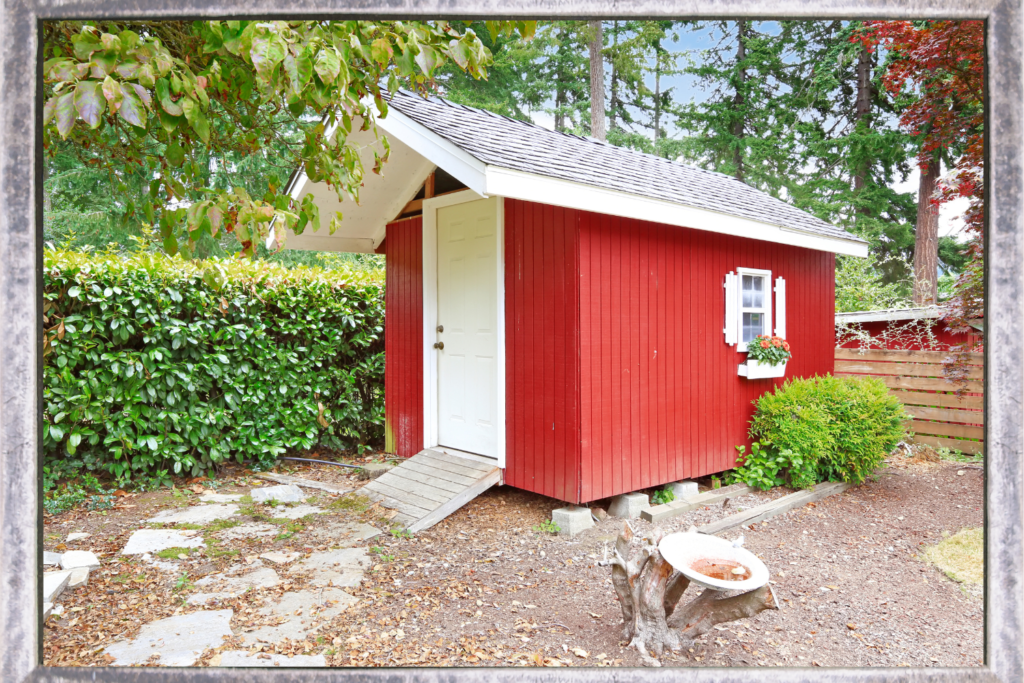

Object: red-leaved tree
[861,20,984,346]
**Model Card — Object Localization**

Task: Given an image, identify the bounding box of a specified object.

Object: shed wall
[577,211,836,503]
[836,319,979,351]
[383,217,424,457]
[503,199,581,503]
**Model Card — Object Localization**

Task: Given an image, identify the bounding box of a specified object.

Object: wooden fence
[834,348,984,455]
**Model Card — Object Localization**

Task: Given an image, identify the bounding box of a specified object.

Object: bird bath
[659,531,770,592]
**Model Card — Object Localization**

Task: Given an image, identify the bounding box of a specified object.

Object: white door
[436,197,499,458]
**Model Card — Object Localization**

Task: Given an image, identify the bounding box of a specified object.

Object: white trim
[483,166,868,257]
[736,267,772,353]
[835,306,944,324]
[774,276,787,338]
[421,190,505,468]
[375,106,489,197]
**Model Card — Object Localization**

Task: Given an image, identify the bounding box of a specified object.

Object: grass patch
[921,527,983,585]
[156,546,195,559]
[327,493,371,513]
[174,523,204,530]
[205,518,242,532]
[205,544,241,559]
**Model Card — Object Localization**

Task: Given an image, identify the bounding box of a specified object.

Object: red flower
[760,340,770,349]
[783,342,791,351]
[772,340,782,347]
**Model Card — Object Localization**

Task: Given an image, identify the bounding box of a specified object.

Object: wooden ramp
[360,448,501,533]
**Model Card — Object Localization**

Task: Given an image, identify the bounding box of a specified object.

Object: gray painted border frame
[1,1,1019,682]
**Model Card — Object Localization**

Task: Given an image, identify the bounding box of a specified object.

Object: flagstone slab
[302,521,380,547]
[215,522,278,542]
[60,550,100,571]
[260,551,301,565]
[147,504,239,525]
[285,548,371,588]
[217,651,327,667]
[122,529,205,556]
[241,588,357,645]
[43,551,62,566]
[104,609,233,666]
[66,532,91,543]
[268,504,324,520]
[43,570,72,603]
[187,567,281,605]
[251,484,306,504]
[199,492,245,504]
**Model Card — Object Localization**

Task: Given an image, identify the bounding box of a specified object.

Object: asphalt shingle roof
[388,90,865,245]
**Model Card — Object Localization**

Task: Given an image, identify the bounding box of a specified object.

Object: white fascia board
[374,107,488,197]
[484,166,869,258]
[370,159,437,250]
[835,307,943,324]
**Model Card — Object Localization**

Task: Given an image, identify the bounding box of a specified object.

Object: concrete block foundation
[551,506,595,537]
[609,493,651,519]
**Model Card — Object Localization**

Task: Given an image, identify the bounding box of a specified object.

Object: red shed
[836,307,982,351]
[277,91,868,508]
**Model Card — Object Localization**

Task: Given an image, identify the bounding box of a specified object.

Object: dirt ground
[42,454,983,669]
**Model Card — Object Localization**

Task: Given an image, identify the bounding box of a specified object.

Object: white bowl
[659,532,770,592]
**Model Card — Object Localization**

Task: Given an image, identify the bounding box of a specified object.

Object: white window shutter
[774,276,787,338]
[724,272,738,345]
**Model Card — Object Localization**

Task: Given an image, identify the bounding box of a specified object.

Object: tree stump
[599,523,778,666]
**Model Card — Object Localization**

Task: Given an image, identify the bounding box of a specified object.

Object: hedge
[43,249,384,481]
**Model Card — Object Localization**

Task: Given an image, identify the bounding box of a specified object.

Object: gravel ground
[43,455,983,668]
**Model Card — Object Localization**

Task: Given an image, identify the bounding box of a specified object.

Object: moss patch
[327,493,371,513]
[921,527,983,585]
[155,546,196,559]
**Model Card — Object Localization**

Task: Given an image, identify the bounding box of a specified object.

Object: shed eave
[482,165,869,258]
[835,306,945,324]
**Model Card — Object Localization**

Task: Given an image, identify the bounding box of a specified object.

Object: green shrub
[43,249,384,481]
[737,375,906,488]
[650,488,675,505]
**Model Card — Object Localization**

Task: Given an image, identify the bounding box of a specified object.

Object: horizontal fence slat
[835,373,985,394]
[835,348,984,365]
[890,389,984,410]
[835,360,984,380]
[913,434,985,455]
[905,405,984,425]
[907,420,985,440]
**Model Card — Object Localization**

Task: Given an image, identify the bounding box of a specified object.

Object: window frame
[736,267,773,352]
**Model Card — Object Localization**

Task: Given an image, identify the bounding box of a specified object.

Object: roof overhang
[835,307,944,324]
[277,104,868,258]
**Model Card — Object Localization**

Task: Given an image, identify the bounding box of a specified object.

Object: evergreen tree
[673,21,804,197]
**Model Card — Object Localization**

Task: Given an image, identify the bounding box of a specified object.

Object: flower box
[738,359,787,379]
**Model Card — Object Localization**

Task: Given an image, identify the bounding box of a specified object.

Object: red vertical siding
[575,211,836,503]
[503,199,581,503]
[836,318,978,350]
[383,217,424,458]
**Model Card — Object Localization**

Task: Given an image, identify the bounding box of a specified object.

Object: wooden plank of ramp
[360,449,501,533]
[698,481,851,536]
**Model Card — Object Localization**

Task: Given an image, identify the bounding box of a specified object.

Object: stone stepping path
[101,482,377,665]
[188,567,281,605]
[215,522,277,541]
[266,504,324,520]
[104,610,234,666]
[286,548,371,588]
[242,588,357,645]
[146,504,239,525]
[122,529,204,555]
[251,484,306,504]
[217,651,326,667]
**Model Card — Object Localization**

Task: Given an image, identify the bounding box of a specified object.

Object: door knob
[433,341,444,350]
[437,325,444,333]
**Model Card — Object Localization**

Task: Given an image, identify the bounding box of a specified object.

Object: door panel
[436,197,499,457]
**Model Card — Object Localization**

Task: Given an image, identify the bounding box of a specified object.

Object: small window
[724,268,779,351]
[740,272,770,346]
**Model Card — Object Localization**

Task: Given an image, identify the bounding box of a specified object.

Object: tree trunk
[853,40,874,209]
[554,26,567,132]
[732,20,748,183]
[653,55,662,149]
[609,21,620,132]
[589,20,606,141]
[599,523,778,666]
[913,156,942,305]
